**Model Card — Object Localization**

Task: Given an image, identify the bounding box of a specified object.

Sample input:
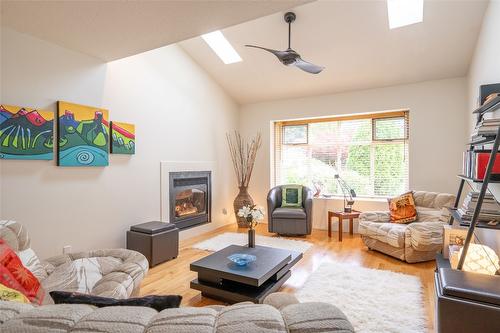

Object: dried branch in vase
[226,131,262,187]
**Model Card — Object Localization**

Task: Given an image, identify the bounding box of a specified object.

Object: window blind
[273,111,409,197]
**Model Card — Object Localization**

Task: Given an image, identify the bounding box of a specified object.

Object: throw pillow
[281,185,303,208]
[50,291,182,311]
[0,283,30,303]
[0,239,45,304]
[388,191,418,224]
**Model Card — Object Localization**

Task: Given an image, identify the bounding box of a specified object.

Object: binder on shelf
[462,150,500,181]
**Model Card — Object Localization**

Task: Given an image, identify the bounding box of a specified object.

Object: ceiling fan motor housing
[284,12,296,23]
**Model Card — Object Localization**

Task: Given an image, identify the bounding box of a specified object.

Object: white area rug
[192,232,313,253]
[296,262,426,333]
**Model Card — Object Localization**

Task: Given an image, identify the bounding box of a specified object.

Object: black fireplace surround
[169,171,211,230]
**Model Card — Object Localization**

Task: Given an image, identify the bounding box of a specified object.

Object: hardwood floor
[140,223,436,332]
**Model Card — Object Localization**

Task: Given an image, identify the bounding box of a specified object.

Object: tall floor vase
[233,186,254,228]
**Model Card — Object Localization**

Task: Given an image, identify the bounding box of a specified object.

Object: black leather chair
[267,185,313,235]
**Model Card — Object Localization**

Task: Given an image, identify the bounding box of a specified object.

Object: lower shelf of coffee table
[190,270,292,304]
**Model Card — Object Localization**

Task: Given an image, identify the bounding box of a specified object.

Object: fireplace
[169,171,211,230]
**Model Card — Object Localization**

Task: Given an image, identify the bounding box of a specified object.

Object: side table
[327,210,361,241]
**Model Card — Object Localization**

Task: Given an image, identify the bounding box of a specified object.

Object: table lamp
[334,174,356,213]
[457,244,500,275]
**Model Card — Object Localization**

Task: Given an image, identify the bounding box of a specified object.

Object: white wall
[240,78,468,222]
[467,0,500,251]
[0,28,238,258]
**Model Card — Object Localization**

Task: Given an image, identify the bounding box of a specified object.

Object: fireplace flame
[175,189,201,217]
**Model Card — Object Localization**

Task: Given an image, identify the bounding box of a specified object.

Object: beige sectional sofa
[0,220,149,300]
[0,292,354,333]
[1,220,355,332]
[358,191,456,263]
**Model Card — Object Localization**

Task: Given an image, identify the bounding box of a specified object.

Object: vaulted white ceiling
[180,0,488,104]
[0,0,309,61]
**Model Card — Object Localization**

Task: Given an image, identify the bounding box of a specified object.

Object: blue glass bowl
[227,253,257,266]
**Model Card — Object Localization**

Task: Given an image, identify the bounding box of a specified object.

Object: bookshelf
[448,96,500,270]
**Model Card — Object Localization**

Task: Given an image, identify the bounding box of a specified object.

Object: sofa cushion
[413,191,456,209]
[272,207,306,219]
[1,303,95,332]
[216,302,287,333]
[358,221,406,248]
[0,299,34,324]
[73,305,157,333]
[415,207,443,222]
[406,221,446,252]
[42,257,122,294]
[281,302,354,333]
[0,220,30,252]
[147,307,218,333]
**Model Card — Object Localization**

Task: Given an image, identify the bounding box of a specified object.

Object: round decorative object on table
[227,253,257,266]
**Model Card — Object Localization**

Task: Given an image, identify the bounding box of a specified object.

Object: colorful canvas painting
[0,105,54,160]
[110,121,135,154]
[57,101,109,166]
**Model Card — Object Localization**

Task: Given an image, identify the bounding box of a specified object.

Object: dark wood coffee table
[190,244,302,304]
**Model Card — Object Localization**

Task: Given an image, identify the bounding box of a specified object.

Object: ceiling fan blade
[293,57,325,74]
[245,45,289,60]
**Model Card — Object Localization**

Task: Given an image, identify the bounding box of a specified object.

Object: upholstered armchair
[0,220,148,302]
[267,185,313,235]
[358,191,456,263]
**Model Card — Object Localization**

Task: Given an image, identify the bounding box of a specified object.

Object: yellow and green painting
[57,101,109,166]
[111,121,135,154]
[0,105,54,160]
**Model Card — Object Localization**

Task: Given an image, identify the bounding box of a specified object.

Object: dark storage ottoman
[435,266,500,333]
[127,221,179,268]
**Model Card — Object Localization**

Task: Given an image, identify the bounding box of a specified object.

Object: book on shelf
[471,116,500,137]
[456,191,500,222]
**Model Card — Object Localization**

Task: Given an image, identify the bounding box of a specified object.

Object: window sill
[313,196,387,203]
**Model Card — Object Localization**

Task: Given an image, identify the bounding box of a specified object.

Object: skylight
[387,0,424,29]
[201,30,242,64]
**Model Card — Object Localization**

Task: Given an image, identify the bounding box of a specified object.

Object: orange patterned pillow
[0,239,44,304]
[388,191,417,224]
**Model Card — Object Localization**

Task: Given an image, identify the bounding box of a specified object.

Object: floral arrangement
[237,204,265,229]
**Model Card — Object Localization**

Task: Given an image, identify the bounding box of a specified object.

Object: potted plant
[227,131,262,227]
[237,204,265,247]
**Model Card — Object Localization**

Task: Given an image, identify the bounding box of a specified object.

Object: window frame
[273,110,409,198]
[282,124,309,145]
[371,116,409,142]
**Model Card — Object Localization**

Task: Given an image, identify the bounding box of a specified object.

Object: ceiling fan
[245,12,324,74]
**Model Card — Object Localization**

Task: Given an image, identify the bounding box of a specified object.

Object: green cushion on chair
[281,185,303,208]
